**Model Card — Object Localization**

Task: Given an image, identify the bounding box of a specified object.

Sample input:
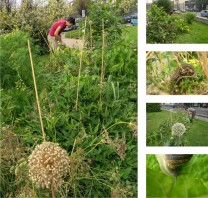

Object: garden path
[61,33,84,49]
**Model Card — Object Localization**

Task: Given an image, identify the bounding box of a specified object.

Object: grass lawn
[146,110,172,135]
[174,21,208,43]
[147,110,208,146]
[125,26,137,45]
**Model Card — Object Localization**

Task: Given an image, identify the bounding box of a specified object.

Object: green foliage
[116,0,136,15]
[147,5,189,43]
[65,29,83,39]
[175,21,208,44]
[146,103,161,113]
[146,109,192,146]
[1,27,137,197]
[0,0,69,53]
[147,154,208,198]
[184,12,196,24]
[86,1,123,48]
[154,0,173,14]
[146,52,208,95]
[146,109,208,146]
[0,31,40,89]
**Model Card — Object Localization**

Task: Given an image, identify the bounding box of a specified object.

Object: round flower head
[171,123,186,137]
[28,142,69,189]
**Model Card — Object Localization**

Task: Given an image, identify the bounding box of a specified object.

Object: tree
[0,0,14,12]
[195,0,208,11]
[115,0,136,15]
[72,0,93,16]
[154,0,173,14]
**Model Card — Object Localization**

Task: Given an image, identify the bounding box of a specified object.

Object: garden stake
[89,20,93,50]
[28,40,46,142]
[75,17,87,111]
[100,18,105,103]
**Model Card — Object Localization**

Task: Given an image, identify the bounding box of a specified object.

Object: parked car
[130,19,138,26]
[122,15,131,23]
[122,13,138,23]
[201,10,208,17]
[63,25,79,32]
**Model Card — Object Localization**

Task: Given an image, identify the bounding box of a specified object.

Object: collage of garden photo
[0,0,208,198]
[146,0,208,198]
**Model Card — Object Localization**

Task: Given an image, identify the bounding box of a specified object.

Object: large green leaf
[147,154,208,198]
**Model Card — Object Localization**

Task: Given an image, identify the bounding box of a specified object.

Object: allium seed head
[171,123,186,137]
[28,142,69,189]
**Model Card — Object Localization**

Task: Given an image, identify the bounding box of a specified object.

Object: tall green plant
[86,0,122,48]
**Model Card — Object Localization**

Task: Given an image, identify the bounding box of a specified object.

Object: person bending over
[48,16,75,51]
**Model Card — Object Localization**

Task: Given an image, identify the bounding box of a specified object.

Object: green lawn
[147,110,208,146]
[125,26,137,45]
[175,21,208,43]
[146,111,172,135]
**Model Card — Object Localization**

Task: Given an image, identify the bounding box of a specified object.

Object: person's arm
[54,26,65,45]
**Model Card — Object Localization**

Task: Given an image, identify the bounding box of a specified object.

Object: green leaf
[147,155,208,198]
[121,167,132,179]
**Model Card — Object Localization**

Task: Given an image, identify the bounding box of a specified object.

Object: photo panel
[146,0,208,44]
[146,103,208,146]
[146,154,208,198]
[146,51,208,95]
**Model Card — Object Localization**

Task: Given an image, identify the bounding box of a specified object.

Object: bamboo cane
[100,18,105,103]
[75,17,87,111]
[28,40,46,142]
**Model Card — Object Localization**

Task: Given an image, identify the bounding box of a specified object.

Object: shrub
[171,15,189,33]
[147,4,190,43]
[146,103,161,112]
[147,5,175,43]
[184,12,196,24]
[0,30,39,89]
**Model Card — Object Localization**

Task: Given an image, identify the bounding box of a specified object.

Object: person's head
[66,17,75,27]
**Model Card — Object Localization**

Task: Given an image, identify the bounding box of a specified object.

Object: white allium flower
[171,123,186,137]
[28,142,70,189]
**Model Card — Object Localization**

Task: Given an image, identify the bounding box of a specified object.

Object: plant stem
[71,138,77,155]
[106,121,130,131]
[100,18,105,103]
[51,183,56,198]
[75,17,87,111]
[28,40,46,142]
[90,22,93,50]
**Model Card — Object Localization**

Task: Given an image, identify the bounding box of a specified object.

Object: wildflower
[171,123,186,137]
[28,142,69,189]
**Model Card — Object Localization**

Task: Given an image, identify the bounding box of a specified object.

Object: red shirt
[49,19,66,36]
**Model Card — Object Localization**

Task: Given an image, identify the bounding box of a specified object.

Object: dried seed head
[28,142,69,189]
[171,123,186,137]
